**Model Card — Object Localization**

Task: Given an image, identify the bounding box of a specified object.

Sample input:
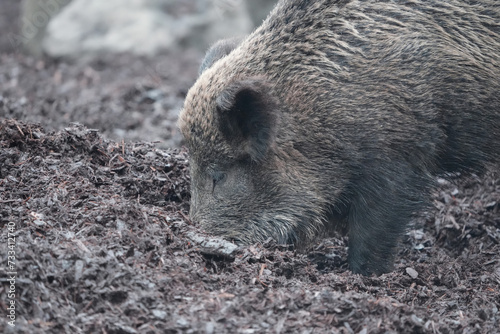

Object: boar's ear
[216,78,279,162]
[199,36,244,75]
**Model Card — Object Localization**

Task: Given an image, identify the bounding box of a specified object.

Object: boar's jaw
[215,77,280,163]
[199,218,295,245]
[198,210,326,247]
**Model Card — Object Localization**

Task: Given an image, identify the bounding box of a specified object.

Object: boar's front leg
[345,161,431,276]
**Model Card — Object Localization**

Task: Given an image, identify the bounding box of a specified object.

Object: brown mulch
[0,119,498,334]
[0,50,200,149]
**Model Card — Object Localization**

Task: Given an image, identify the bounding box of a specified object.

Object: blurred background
[0,0,278,147]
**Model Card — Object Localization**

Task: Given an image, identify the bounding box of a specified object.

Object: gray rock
[41,0,254,58]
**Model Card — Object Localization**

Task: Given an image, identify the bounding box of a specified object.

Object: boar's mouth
[199,213,324,248]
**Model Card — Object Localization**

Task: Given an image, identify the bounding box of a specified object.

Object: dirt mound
[0,119,498,333]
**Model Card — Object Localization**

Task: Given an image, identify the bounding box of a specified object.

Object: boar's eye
[212,171,227,192]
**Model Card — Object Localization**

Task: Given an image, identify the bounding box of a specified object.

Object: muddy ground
[1,2,499,334]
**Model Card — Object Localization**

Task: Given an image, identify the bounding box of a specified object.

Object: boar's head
[178,72,329,246]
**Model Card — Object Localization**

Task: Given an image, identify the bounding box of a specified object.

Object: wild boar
[178,0,500,275]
